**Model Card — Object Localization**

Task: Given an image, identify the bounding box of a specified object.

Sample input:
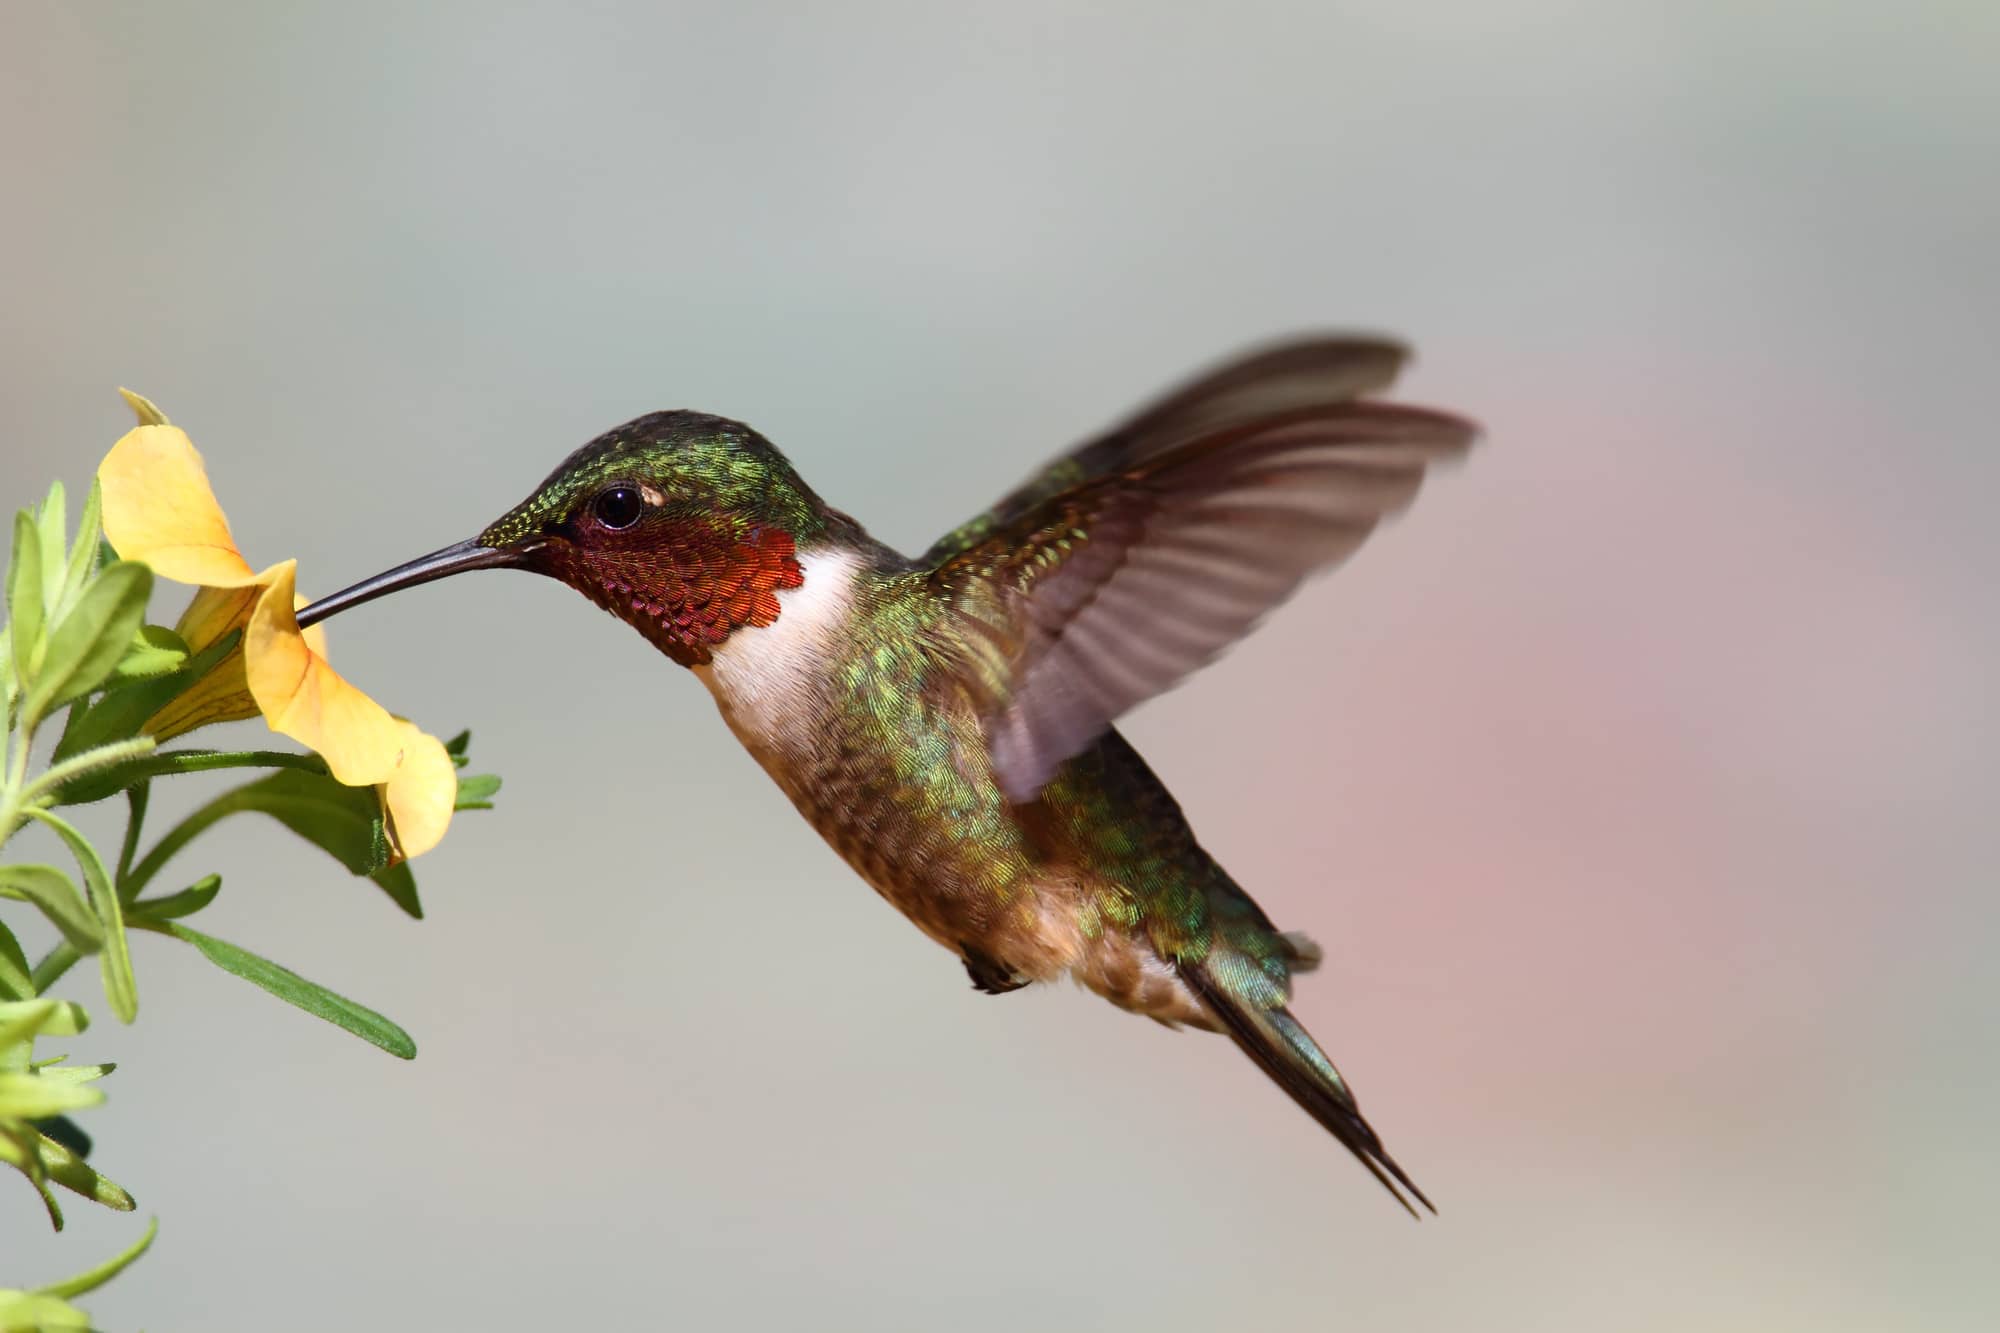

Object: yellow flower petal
[100,425,259,587]
[174,584,260,655]
[142,583,265,741]
[246,562,403,785]
[143,585,331,742]
[380,722,456,861]
[98,405,459,859]
[142,651,258,741]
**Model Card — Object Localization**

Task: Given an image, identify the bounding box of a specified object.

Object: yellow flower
[96,396,456,860]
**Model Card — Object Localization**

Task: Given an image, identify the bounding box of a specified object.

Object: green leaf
[0,866,102,955]
[107,624,189,684]
[119,387,171,426]
[38,1215,156,1297]
[0,1291,91,1328]
[57,479,104,619]
[52,628,240,765]
[228,767,422,917]
[129,873,220,922]
[28,735,157,809]
[0,1119,66,1228]
[9,509,45,692]
[372,862,423,919]
[33,1130,134,1211]
[234,770,384,865]
[0,1072,105,1119]
[59,746,319,791]
[24,560,153,725]
[0,1291,89,1329]
[30,1063,114,1085]
[36,481,67,615]
[155,922,416,1058]
[0,999,89,1046]
[25,811,136,1024]
[454,773,502,809]
[0,919,30,1001]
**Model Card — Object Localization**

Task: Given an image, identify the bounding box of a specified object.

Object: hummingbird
[297,336,1475,1214]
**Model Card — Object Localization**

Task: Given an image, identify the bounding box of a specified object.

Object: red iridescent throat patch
[569,523,805,665]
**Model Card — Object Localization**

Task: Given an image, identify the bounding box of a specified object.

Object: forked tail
[1183,962,1434,1217]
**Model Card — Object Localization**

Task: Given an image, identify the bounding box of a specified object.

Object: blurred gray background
[4,2,1996,1329]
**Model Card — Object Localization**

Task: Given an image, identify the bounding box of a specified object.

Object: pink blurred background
[4,2,1995,1328]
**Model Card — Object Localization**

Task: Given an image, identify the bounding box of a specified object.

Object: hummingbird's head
[298,410,837,666]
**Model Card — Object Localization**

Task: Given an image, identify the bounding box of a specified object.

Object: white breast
[691,547,862,752]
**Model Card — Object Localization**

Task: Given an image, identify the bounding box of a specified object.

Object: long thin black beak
[295,538,539,629]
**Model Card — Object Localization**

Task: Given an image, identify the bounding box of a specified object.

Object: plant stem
[115,782,149,890]
[0,709,35,848]
[31,940,81,993]
[19,742,315,820]
[8,717,33,795]
[18,735,159,805]
[79,748,325,793]
[121,788,253,901]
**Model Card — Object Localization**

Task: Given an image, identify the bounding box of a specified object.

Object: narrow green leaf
[129,873,220,922]
[50,684,93,757]
[235,767,388,873]
[29,735,158,808]
[226,767,423,917]
[119,387,171,426]
[0,919,31,1000]
[115,782,149,887]
[9,509,45,691]
[25,810,137,1024]
[443,729,471,764]
[107,624,189,684]
[371,862,424,919]
[52,628,240,765]
[39,1215,156,1297]
[30,1063,114,1085]
[66,746,320,787]
[0,1291,88,1329]
[454,773,502,809]
[25,560,153,723]
[0,999,89,1046]
[34,1129,134,1211]
[0,866,102,955]
[0,1072,105,1119]
[156,922,416,1058]
[0,1121,67,1229]
[36,481,67,614]
[27,943,82,999]
[57,479,104,619]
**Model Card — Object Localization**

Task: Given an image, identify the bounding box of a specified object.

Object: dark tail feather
[1184,964,1433,1218]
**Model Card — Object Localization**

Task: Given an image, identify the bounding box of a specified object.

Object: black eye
[593,485,644,530]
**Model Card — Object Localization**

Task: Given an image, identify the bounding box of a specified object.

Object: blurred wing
[922,335,1411,567]
[934,398,1476,802]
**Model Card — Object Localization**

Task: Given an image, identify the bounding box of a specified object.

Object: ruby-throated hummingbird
[298,337,1475,1213]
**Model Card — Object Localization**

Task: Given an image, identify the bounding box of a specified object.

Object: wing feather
[931,340,1476,801]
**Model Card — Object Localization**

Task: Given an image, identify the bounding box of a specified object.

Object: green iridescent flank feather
[688,544,1293,991]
